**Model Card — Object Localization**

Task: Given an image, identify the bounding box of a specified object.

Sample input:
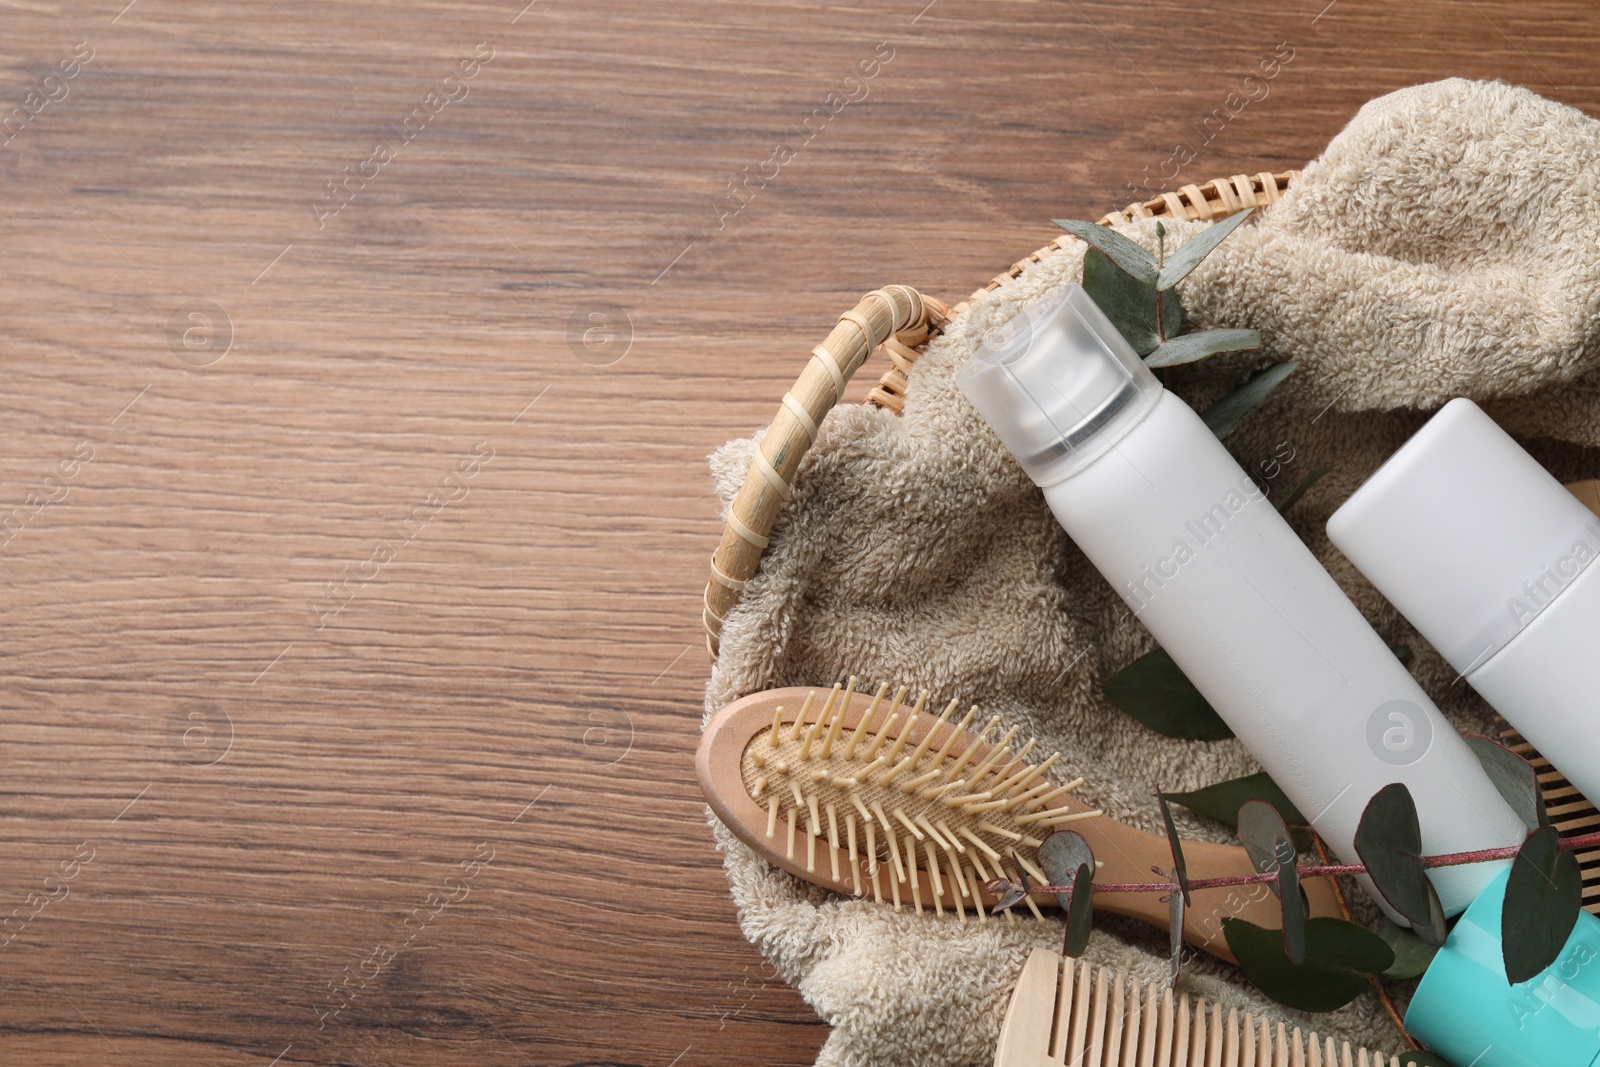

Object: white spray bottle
[957,283,1524,919]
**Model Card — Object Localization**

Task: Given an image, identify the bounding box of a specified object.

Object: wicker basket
[704,170,1300,659]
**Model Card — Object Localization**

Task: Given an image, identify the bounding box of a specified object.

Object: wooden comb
[698,681,1342,963]
[994,948,1421,1067]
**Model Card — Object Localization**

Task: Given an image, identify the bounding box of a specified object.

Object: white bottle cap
[1328,398,1600,678]
[957,283,1164,487]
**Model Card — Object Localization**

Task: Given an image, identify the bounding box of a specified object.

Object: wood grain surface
[1,2,1597,1064]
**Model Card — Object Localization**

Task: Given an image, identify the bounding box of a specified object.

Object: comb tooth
[905,833,922,914]
[1022,892,1045,921]
[790,782,806,809]
[1176,994,1192,1065]
[807,794,821,838]
[1278,1021,1290,1067]
[923,838,944,899]
[845,814,862,894]
[1211,1004,1225,1065]
[752,775,767,799]
[947,715,1003,778]
[750,750,766,768]
[1068,961,1092,1062]
[937,819,966,854]
[958,826,1003,862]
[841,681,890,760]
[915,815,952,850]
[1157,986,1174,1063]
[892,807,925,841]
[963,797,1016,814]
[789,691,816,741]
[786,808,797,861]
[1290,1025,1303,1067]
[766,796,779,838]
[926,704,979,774]
[972,867,987,923]
[861,712,900,761]
[769,706,784,748]
[1048,955,1072,1060]
[1020,834,1044,849]
[1108,971,1127,1067]
[1124,973,1144,1067]
[889,853,903,912]
[1242,1012,1256,1067]
[1086,965,1108,1065]
[826,802,840,883]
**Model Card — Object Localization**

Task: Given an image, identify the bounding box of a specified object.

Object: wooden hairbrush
[698,680,1343,963]
[995,948,1416,1067]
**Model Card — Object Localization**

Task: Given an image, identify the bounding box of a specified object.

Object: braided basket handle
[703,285,949,657]
[704,170,1300,660]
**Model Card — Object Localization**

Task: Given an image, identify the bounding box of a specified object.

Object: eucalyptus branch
[1017,829,1600,897]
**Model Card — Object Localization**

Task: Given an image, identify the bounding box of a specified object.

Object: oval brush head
[698,680,1343,963]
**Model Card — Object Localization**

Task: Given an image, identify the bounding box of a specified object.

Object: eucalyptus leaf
[1156,208,1255,290]
[1104,647,1233,741]
[1169,888,1185,985]
[1503,825,1582,983]
[1201,362,1298,439]
[1354,784,1448,944]
[1055,218,1158,285]
[1167,773,1312,851]
[1039,831,1096,956]
[1467,735,1549,830]
[1223,916,1393,1013]
[1145,329,1262,369]
[989,880,1028,914]
[1275,466,1331,516]
[1237,800,1305,964]
[1083,248,1168,355]
[1377,916,1441,980]
[1157,790,1193,906]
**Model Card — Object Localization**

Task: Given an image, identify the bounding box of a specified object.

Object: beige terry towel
[705,79,1600,1067]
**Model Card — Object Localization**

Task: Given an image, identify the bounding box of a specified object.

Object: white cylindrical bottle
[957,284,1524,919]
[1329,397,1600,817]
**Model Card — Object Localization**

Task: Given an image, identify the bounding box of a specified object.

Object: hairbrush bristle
[740,677,1099,918]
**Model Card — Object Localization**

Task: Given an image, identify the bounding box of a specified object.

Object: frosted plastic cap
[1328,398,1600,678]
[957,283,1163,487]
[1405,868,1600,1067]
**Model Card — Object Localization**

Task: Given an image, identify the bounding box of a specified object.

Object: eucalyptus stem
[1024,829,1600,897]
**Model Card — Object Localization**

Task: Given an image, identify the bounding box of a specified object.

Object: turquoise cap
[1406,869,1600,1067]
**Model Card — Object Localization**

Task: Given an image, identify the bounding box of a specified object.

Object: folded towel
[706,78,1600,1067]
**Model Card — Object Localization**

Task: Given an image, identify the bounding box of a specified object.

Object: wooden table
[2,2,1595,1063]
